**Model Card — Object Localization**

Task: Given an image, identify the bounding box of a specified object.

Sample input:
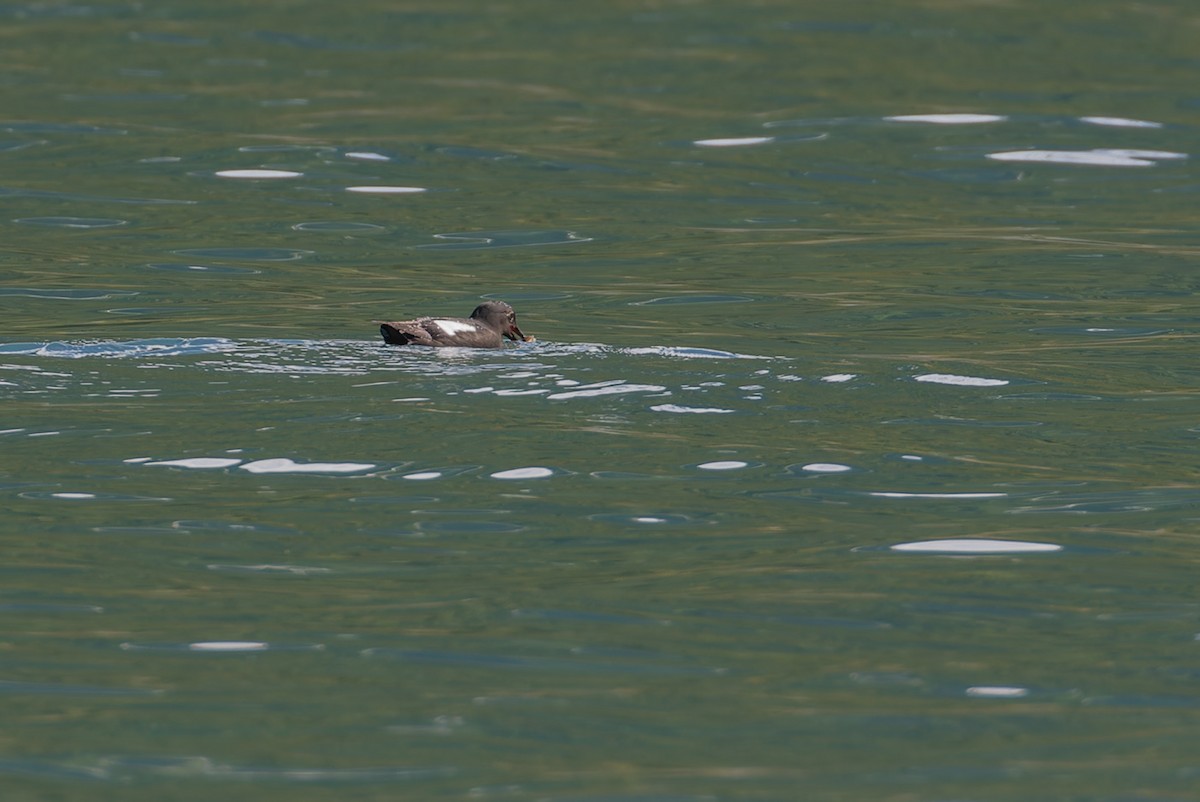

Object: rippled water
[4,1,1200,800]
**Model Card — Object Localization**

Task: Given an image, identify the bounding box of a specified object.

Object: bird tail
[379,324,413,345]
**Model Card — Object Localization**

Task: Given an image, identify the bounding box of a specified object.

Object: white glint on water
[985,149,1155,167]
[872,492,1007,499]
[1090,148,1186,160]
[650,404,735,414]
[1078,116,1163,128]
[147,458,243,469]
[821,374,857,383]
[215,169,303,179]
[887,113,1006,124]
[401,472,443,481]
[967,686,1031,698]
[914,373,1009,387]
[546,383,665,400]
[693,136,774,147]
[345,185,427,194]
[891,538,1061,553]
[623,346,773,361]
[697,461,749,471]
[800,463,852,473]
[490,467,554,480]
[345,151,391,161]
[188,641,269,652]
[239,459,376,474]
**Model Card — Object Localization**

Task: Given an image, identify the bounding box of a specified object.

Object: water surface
[3,1,1200,800]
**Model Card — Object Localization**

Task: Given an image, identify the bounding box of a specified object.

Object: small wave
[0,338,237,358]
[0,338,795,405]
[545,381,666,400]
[417,229,592,250]
[621,345,781,361]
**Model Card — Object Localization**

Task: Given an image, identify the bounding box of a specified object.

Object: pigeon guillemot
[379,300,531,348]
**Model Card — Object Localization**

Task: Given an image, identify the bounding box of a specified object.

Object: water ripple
[1010,488,1200,514]
[0,338,235,358]
[0,755,454,783]
[13,216,127,228]
[174,247,313,261]
[633,294,755,305]
[0,186,194,205]
[0,121,125,134]
[363,647,725,676]
[620,346,781,360]
[0,680,160,697]
[0,288,138,300]
[416,229,593,250]
[0,337,852,425]
[120,641,325,653]
[147,262,260,275]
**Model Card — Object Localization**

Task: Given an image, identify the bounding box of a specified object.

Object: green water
[3,1,1200,800]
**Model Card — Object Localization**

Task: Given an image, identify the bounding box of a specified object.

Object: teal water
[3,1,1200,800]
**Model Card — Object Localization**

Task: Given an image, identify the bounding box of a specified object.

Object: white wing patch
[431,319,478,336]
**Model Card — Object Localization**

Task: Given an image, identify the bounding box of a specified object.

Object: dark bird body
[379,301,529,348]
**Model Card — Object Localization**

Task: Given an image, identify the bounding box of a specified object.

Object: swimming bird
[379,300,530,348]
